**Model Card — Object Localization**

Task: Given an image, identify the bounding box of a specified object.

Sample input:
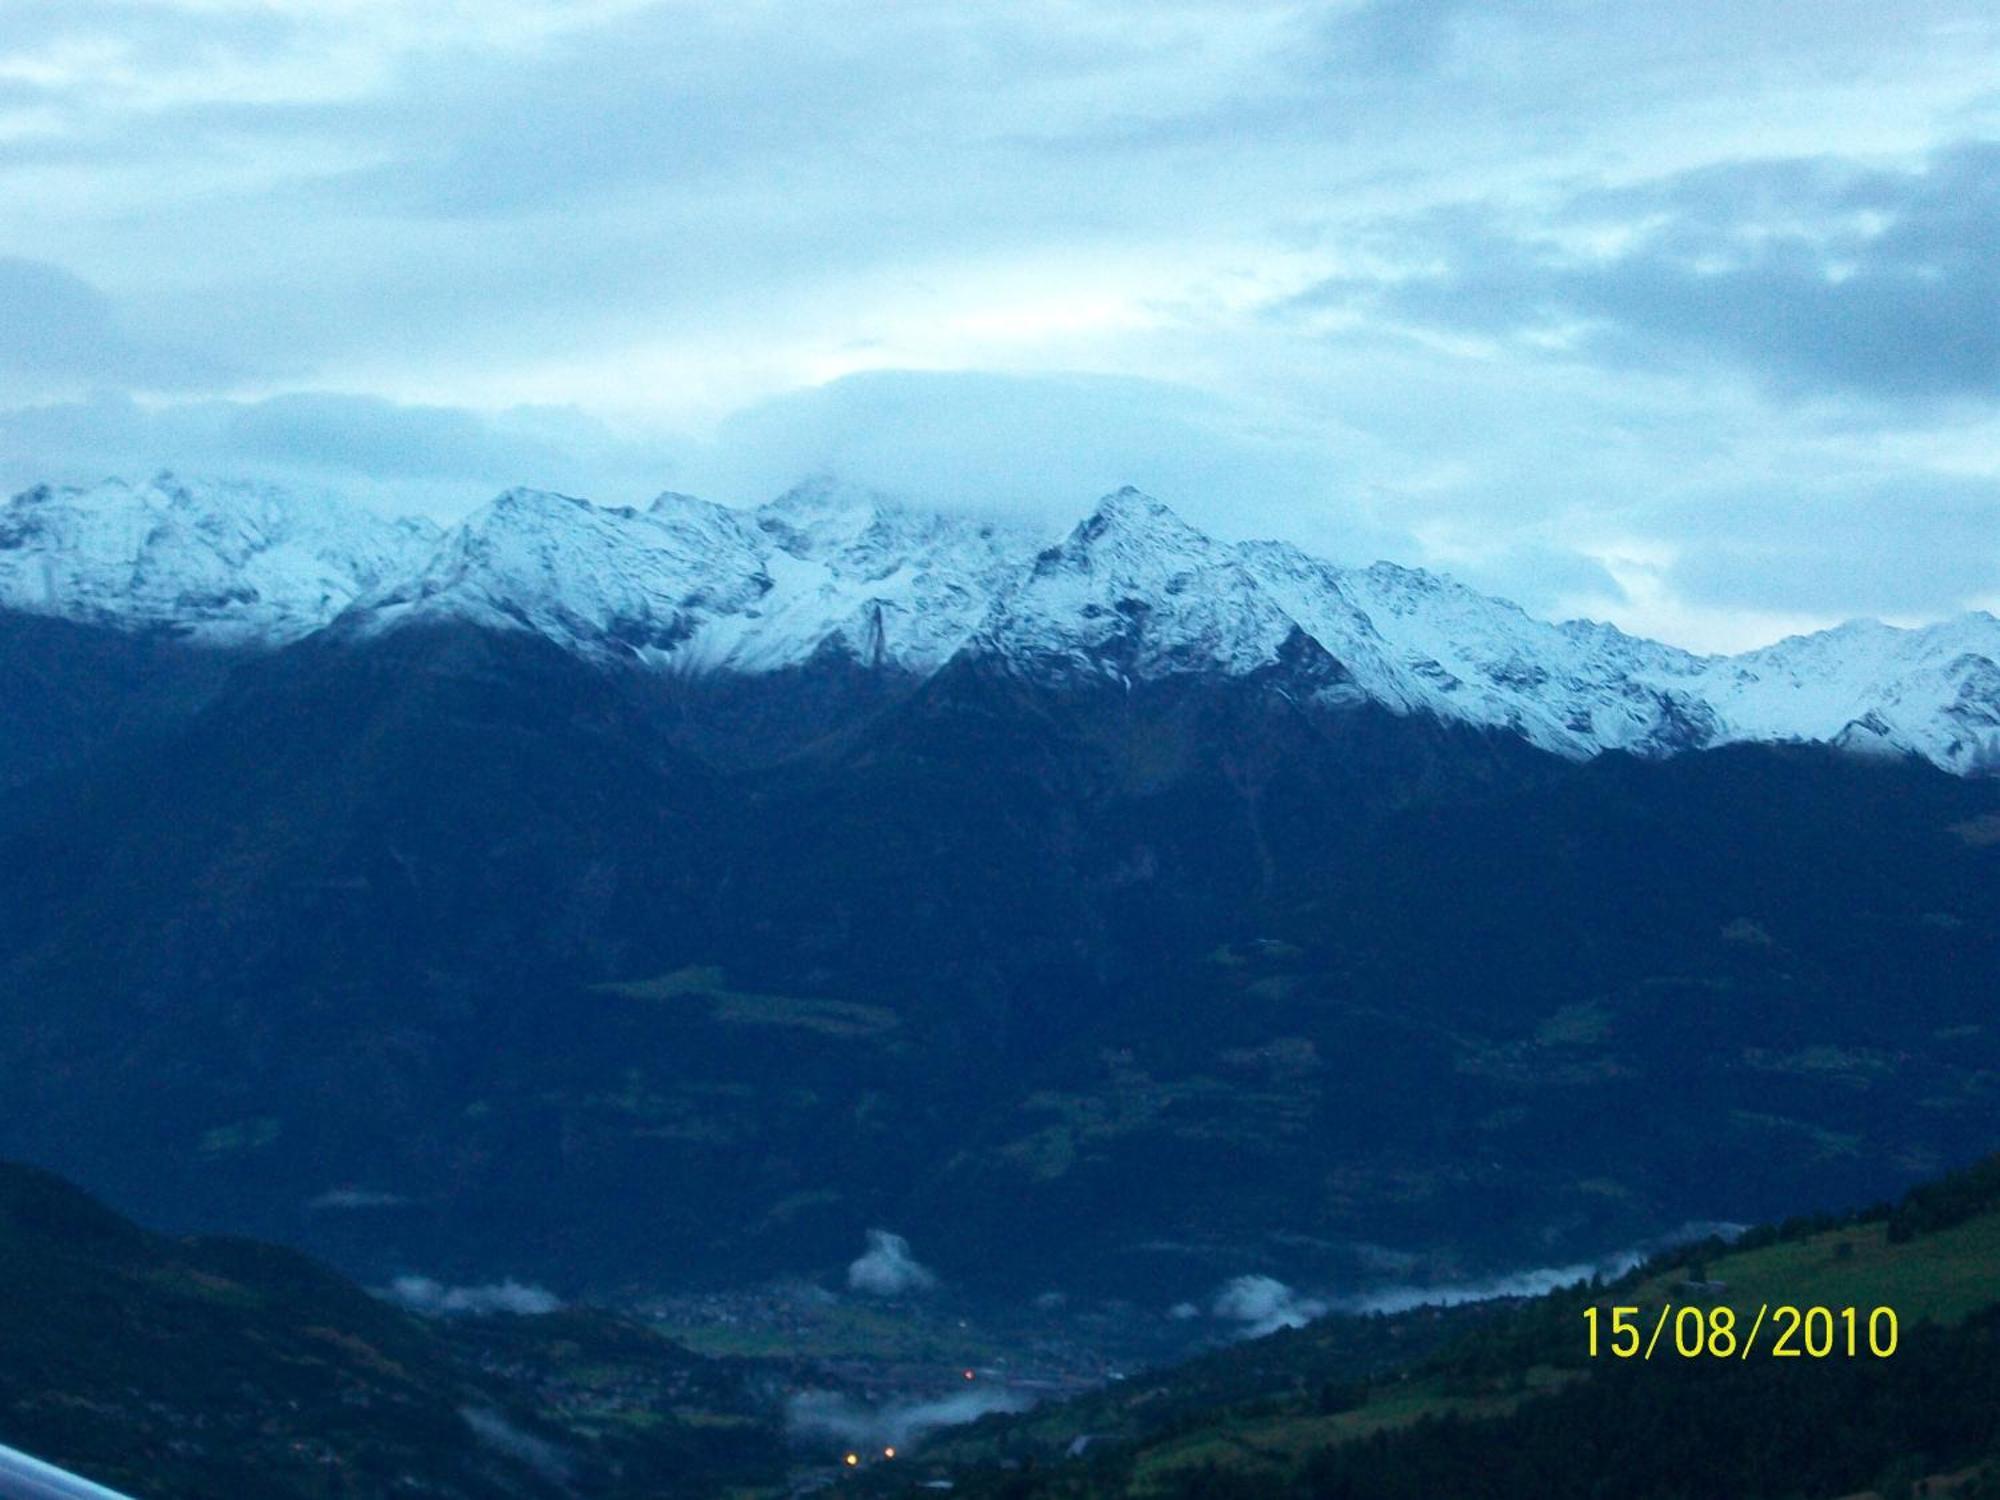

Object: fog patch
[1343,1260,1614,1315]
[847,1230,937,1296]
[1212,1275,1328,1338]
[1341,1223,1748,1316]
[307,1187,408,1211]
[386,1275,562,1317]
[786,1388,1031,1452]
[1349,1242,1422,1275]
[461,1407,571,1484]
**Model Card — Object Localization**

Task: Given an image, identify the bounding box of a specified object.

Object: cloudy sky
[1,0,1995,649]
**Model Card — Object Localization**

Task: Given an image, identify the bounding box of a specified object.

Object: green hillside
[0,1161,781,1498]
[906,1153,2000,1500]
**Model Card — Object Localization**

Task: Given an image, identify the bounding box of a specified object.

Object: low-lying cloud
[385,1275,563,1318]
[1202,1222,1749,1333]
[1339,1221,1749,1316]
[0,391,680,523]
[461,1407,571,1484]
[5,357,1991,652]
[786,1387,1031,1452]
[306,1187,409,1211]
[1211,1275,1329,1338]
[1341,1260,1627,1316]
[847,1230,938,1297]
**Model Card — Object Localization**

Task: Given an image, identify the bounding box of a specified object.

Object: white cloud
[1339,1222,1747,1315]
[306,1186,409,1210]
[385,1275,562,1317]
[1211,1274,1328,1338]
[0,390,681,520]
[786,1386,1031,1451]
[461,1407,572,1485]
[846,1229,938,1297]
[0,0,1989,646]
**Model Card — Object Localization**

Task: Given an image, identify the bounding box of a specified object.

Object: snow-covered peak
[5,470,1991,773]
[0,472,440,644]
[1067,485,1215,551]
[753,476,1033,577]
[1307,555,1723,757]
[702,478,1040,673]
[648,489,712,517]
[346,479,1037,676]
[1691,613,2000,773]
[351,486,769,657]
[753,475,900,558]
[969,489,1318,682]
[1231,543,2000,769]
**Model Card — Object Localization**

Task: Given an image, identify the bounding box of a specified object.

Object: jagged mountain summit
[343,475,1036,675]
[0,472,440,644]
[971,487,1344,686]
[3,473,1995,771]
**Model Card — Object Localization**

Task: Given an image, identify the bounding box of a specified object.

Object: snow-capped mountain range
[0,473,441,645]
[5,472,1996,773]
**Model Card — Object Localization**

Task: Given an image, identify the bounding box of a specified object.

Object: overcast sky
[1,0,1995,649]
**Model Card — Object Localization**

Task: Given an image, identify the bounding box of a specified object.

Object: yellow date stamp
[1584,1304,1899,1359]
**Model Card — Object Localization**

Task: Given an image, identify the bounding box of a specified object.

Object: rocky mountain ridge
[5,471,1995,771]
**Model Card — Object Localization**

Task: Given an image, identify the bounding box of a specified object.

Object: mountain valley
[0,473,1994,1310]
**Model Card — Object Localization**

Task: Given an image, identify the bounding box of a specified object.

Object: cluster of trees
[1889,1153,2000,1243]
[932,1153,2000,1500]
[1286,1309,2000,1500]
[956,1310,2000,1500]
